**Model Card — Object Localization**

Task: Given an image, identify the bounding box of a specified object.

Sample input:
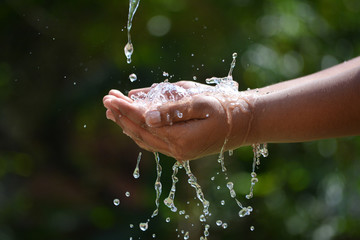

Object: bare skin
[103,57,360,161]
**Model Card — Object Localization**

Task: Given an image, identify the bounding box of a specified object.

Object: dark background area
[1,0,360,239]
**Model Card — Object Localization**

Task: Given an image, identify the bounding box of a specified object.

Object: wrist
[222,90,257,150]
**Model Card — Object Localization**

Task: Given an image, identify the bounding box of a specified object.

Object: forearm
[245,57,360,144]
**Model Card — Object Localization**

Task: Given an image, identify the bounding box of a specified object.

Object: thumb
[144,96,212,127]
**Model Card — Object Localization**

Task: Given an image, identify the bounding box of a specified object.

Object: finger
[109,98,145,125]
[115,113,172,154]
[144,95,217,127]
[109,89,133,103]
[106,109,116,122]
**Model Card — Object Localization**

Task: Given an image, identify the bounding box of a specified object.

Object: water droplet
[204,224,210,237]
[73,82,76,85]
[226,182,234,190]
[216,220,222,226]
[133,152,142,179]
[210,176,215,181]
[200,214,206,222]
[184,231,190,240]
[52,37,55,40]
[185,215,189,219]
[113,198,120,206]
[125,191,130,197]
[250,226,255,231]
[246,193,253,199]
[191,53,194,57]
[239,208,250,217]
[221,200,225,205]
[130,224,134,228]
[232,52,238,58]
[205,113,210,118]
[176,111,183,118]
[193,76,197,80]
[216,186,221,190]
[163,71,169,77]
[179,210,185,215]
[129,73,137,82]
[251,172,257,178]
[124,42,134,64]
[139,222,148,231]
[222,223,228,229]
[166,217,170,222]
[251,177,258,184]
[152,233,156,238]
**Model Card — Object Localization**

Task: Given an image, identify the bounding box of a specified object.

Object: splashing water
[121,53,269,238]
[133,152,142,179]
[124,0,140,64]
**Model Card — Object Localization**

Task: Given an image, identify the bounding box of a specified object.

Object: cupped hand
[103,81,252,161]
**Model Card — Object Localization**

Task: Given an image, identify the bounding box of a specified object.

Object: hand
[103,81,253,161]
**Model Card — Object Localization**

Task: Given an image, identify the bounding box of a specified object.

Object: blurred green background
[1,0,360,239]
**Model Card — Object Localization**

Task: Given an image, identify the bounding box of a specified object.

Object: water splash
[124,0,140,64]
[205,52,239,92]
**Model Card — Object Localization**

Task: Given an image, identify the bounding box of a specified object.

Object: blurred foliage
[0,0,360,239]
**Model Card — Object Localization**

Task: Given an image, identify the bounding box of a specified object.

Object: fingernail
[145,111,161,127]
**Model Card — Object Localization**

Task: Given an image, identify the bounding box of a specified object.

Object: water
[246,143,268,199]
[133,152,142,179]
[139,221,148,231]
[113,198,120,206]
[120,53,269,237]
[124,0,140,64]
[151,152,162,218]
[250,226,255,231]
[125,191,131,197]
[182,161,210,217]
[164,161,180,212]
[129,73,137,82]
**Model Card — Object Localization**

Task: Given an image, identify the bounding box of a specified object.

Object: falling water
[164,161,181,212]
[151,152,163,218]
[124,0,140,64]
[133,152,142,179]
